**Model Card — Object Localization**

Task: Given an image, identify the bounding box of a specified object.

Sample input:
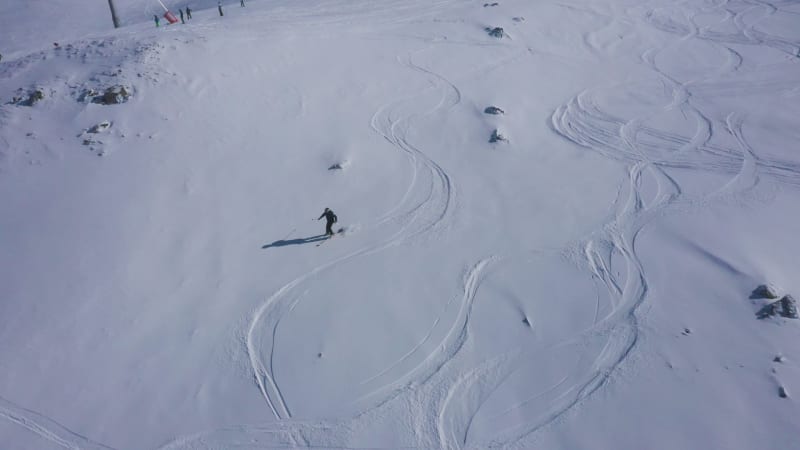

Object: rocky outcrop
[751,284,778,300]
[485,27,504,38]
[95,85,130,105]
[489,129,507,143]
[780,295,797,319]
[756,295,797,319]
[484,106,504,115]
[12,89,45,106]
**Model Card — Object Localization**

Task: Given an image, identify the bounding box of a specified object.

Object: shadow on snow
[261,234,327,249]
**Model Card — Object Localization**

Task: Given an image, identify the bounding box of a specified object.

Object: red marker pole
[156,0,180,24]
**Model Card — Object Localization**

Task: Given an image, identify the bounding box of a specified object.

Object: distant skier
[317,208,338,237]
[186,6,192,19]
[179,9,185,23]
[218,1,224,16]
[241,0,245,6]
[154,15,160,27]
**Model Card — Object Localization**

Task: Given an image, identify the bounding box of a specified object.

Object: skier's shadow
[262,234,327,249]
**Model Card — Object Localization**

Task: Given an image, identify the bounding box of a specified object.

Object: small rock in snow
[756,301,781,320]
[774,355,785,363]
[778,386,789,398]
[489,129,507,143]
[79,88,99,103]
[87,121,112,134]
[485,27,504,38]
[757,295,798,320]
[17,89,45,106]
[522,317,531,327]
[484,106,504,115]
[779,295,798,319]
[94,85,131,105]
[750,284,779,300]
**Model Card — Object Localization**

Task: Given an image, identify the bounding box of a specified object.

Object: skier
[179,9,185,23]
[186,6,192,19]
[241,0,245,6]
[154,15,160,27]
[218,1,224,16]
[317,208,338,237]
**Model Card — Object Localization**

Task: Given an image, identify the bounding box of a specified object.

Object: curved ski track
[243,0,800,447]
[246,46,459,422]
[7,1,800,449]
[539,1,800,446]
[644,0,800,56]
[0,396,115,450]
[167,0,800,448]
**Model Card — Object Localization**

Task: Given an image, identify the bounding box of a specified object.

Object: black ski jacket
[318,210,337,224]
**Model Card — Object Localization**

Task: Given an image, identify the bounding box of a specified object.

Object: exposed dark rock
[87,121,112,134]
[756,295,797,320]
[27,89,45,105]
[328,163,343,170]
[489,129,507,143]
[15,89,45,106]
[94,85,130,105]
[780,295,798,319]
[485,27,504,38]
[756,301,781,319]
[79,88,99,103]
[512,17,525,22]
[778,386,788,398]
[484,106,504,115]
[522,317,531,327]
[751,284,778,300]
[774,355,785,363]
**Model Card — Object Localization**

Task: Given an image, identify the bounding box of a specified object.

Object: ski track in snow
[0,396,115,450]
[645,0,800,56]
[245,43,460,424]
[5,0,799,448]
[537,0,799,444]
[172,0,800,448]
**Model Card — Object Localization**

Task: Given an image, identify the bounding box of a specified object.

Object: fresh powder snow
[1,0,799,448]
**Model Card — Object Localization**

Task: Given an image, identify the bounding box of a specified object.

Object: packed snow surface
[1,0,799,448]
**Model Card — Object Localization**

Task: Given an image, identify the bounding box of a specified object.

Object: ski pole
[280,227,297,241]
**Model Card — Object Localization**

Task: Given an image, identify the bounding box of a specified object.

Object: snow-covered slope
[1,0,799,448]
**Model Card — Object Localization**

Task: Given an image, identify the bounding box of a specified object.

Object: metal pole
[107,0,120,28]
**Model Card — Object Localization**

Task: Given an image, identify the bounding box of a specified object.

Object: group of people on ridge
[154,1,251,27]
[154,6,191,27]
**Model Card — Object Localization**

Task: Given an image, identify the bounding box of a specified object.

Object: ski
[315,228,345,247]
